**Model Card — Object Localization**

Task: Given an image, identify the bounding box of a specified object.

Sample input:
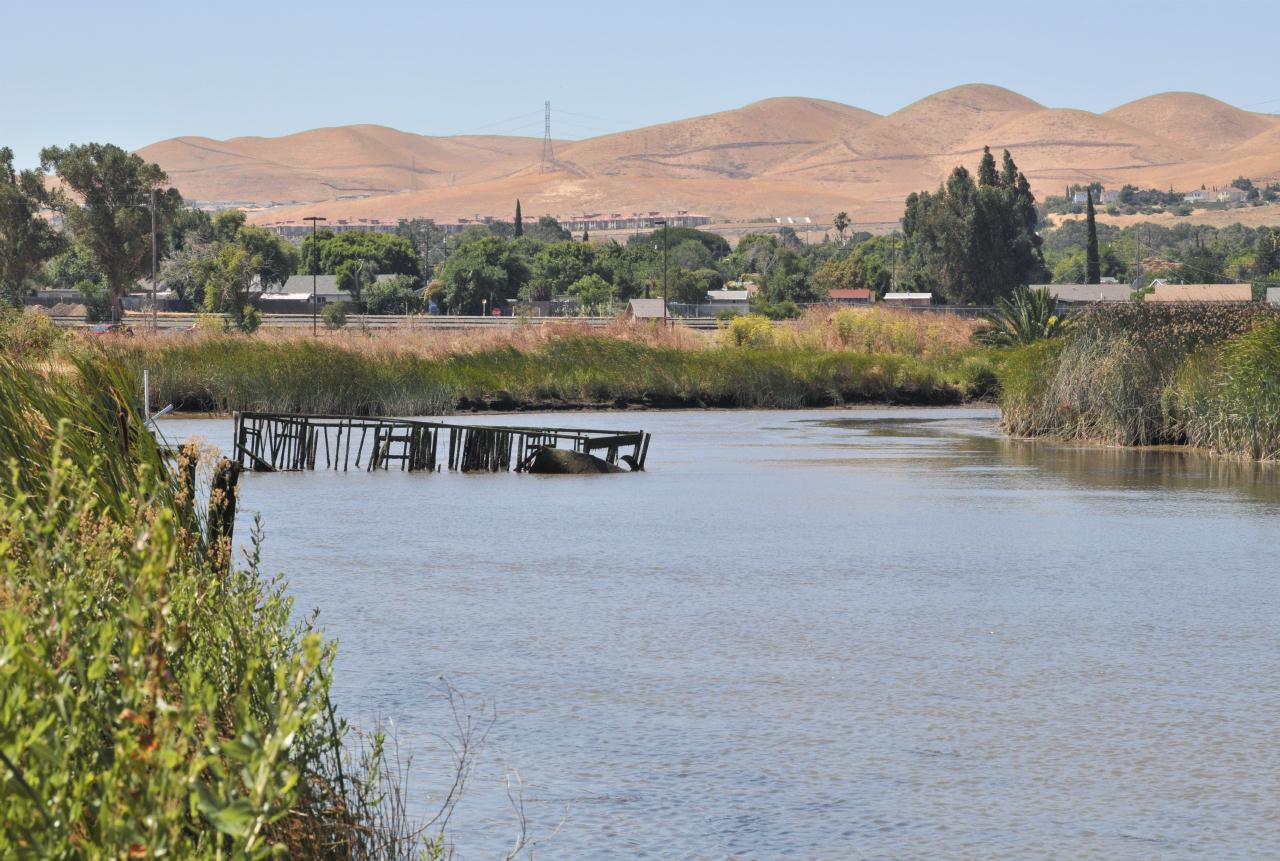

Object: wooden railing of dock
[232,412,650,474]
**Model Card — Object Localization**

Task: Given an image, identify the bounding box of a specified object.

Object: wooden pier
[232,412,651,474]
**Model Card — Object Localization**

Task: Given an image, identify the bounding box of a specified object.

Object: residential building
[625,298,667,320]
[826,288,875,305]
[882,292,932,307]
[1146,283,1253,302]
[1034,284,1133,303]
[270,273,401,304]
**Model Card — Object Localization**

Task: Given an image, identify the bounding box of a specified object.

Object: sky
[4,0,1279,169]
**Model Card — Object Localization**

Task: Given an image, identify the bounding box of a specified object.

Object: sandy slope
[134,85,1280,224]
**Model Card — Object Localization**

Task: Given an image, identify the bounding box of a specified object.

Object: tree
[902,148,1047,304]
[832,211,850,245]
[202,244,260,325]
[437,235,529,313]
[335,258,377,305]
[667,268,713,304]
[527,241,598,301]
[525,215,571,243]
[978,146,999,187]
[40,143,181,321]
[364,274,421,314]
[1253,228,1279,278]
[569,273,614,313]
[299,230,420,277]
[514,200,523,237]
[1085,190,1101,284]
[582,226,589,242]
[0,148,64,306]
[394,218,446,275]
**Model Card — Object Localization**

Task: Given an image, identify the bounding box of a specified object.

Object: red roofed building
[827,288,875,305]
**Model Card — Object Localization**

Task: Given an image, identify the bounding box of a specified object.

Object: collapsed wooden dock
[233,411,651,474]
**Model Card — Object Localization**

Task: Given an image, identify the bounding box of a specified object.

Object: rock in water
[526,446,624,474]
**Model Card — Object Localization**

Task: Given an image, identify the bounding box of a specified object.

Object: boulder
[525,446,624,474]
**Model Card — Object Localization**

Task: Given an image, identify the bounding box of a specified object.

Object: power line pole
[304,215,326,335]
[540,101,555,173]
[149,188,157,333]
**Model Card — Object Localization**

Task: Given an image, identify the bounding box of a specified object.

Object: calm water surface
[166,408,1280,860]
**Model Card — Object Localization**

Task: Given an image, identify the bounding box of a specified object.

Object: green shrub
[725,314,776,348]
[240,305,262,333]
[322,303,347,329]
[1173,320,1280,459]
[0,307,64,359]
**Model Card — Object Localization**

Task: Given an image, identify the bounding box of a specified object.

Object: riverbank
[998,303,1280,461]
[86,310,996,415]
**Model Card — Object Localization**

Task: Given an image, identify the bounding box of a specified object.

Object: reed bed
[998,302,1280,460]
[105,324,995,416]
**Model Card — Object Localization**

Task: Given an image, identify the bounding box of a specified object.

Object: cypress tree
[999,149,1019,188]
[583,226,589,242]
[514,199,523,237]
[978,146,999,187]
[1085,190,1101,284]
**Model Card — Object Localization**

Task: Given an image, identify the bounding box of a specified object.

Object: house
[625,298,668,320]
[270,274,400,305]
[1215,187,1248,204]
[1101,190,1121,204]
[826,288,875,305]
[1182,189,1211,203]
[1071,191,1090,204]
[705,289,750,307]
[1034,284,1133,303]
[1146,283,1253,302]
[1267,287,1280,306]
[882,292,932,307]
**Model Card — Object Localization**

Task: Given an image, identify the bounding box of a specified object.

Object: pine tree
[998,149,1018,188]
[1085,190,1101,284]
[582,226,589,242]
[514,199,523,237]
[978,146,999,187]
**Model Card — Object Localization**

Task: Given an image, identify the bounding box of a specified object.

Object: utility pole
[653,219,668,325]
[304,216,326,335]
[148,188,158,333]
[540,101,555,173]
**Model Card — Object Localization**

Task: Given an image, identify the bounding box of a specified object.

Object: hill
[134,86,1280,226]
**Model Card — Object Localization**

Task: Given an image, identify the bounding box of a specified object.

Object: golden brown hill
[134,87,1280,226]
[1104,92,1275,153]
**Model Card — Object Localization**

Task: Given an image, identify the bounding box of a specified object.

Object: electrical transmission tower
[540,101,555,173]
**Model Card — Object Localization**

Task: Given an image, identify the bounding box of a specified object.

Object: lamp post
[303,216,326,335]
[652,219,668,325]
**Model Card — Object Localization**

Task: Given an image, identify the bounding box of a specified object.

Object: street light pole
[149,188,158,334]
[653,219,668,326]
[303,216,326,335]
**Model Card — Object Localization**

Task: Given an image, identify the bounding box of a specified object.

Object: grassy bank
[0,355,433,857]
[77,308,996,415]
[998,303,1280,460]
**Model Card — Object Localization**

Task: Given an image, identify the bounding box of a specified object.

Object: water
[166,408,1280,860]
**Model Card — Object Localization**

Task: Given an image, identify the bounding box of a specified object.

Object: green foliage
[335,258,378,305]
[321,303,347,329]
[997,302,1276,446]
[1172,319,1280,459]
[77,279,113,323]
[524,215,571,243]
[437,234,529,313]
[202,244,260,318]
[904,148,1047,303]
[0,307,65,358]
[299,230,421,278]
[240,305,262,333]
[629,226,730,260]
[43,243,103,291]
[569,273,614,313]
[364,274,422,314]
[975,286,1066,346]
[0,147,64,306]
[813,243,892,296]
[1085,190,1100,284]
[529,240,599,300]
[40,143,181,320]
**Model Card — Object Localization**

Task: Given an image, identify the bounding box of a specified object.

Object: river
[164,407,1280,860]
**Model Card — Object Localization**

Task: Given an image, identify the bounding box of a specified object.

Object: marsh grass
[998,302,1280,459]
[104,308,992,415]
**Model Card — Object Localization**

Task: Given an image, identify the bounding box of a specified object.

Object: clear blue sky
[4,0,1278,168]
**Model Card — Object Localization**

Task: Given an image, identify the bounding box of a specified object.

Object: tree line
[6,140,1277,322]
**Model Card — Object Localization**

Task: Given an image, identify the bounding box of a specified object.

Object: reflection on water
[166,408,1280,860]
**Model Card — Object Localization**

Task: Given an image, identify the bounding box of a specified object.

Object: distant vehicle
[87,323,134,337]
